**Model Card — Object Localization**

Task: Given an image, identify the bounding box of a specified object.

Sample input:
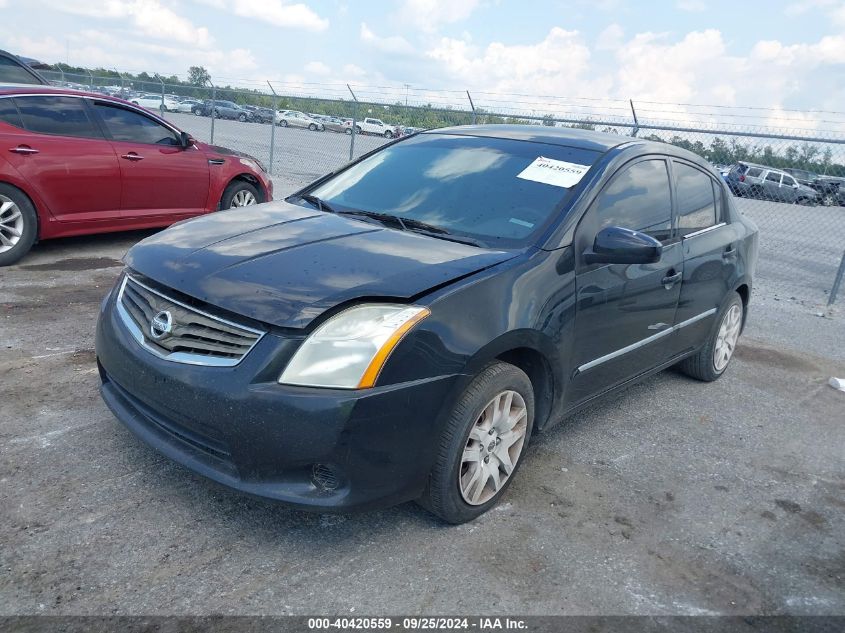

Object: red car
[0,85,273,265]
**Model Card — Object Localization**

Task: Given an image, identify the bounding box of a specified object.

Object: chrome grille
[116,275,263,367]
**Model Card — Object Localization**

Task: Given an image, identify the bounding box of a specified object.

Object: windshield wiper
[337,210,483,247]
[298,193,337,214]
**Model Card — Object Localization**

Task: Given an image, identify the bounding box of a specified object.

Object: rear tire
[219,181,262,210]
[677,292,744,382]
[308,123,317,131]
[238,114,247,122]
[384,130,393,138]
[345,127,352,135]
[0,184,38,267]
[417,362,534,524]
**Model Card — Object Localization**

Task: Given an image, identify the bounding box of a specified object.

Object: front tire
[345,127,352,135]
[308,123,317,131]
[677,292,744,382]
[238,114,247,122]
[219,181,261,210]
[0,184,38,266]
[384,130,393,138]
[417,362,534,524]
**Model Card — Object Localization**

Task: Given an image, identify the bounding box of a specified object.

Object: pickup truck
[344,117,397,138]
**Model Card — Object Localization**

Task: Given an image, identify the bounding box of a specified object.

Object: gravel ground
[1,119,843,615]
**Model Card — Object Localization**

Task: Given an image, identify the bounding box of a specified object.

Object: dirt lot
[1,219,843,615]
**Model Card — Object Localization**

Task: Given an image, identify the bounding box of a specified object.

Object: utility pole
[404,83,411,107]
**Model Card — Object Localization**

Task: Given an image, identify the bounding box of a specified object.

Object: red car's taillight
[739,174,746,182]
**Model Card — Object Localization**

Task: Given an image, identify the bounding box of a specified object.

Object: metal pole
[630,99,640,138]
[267,81,278,176]
[155,74,165,116]
[208,79,216,144]
[87,70,93,91]
[54,64,65,84]
[347,84,358,161]
[828,250,845,305]
[466,90,476,125]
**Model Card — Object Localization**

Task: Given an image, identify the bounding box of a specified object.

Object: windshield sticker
[517,156,590,188]
[509,218,534,228]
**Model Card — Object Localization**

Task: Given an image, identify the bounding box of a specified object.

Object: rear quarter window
[0,97,22,128]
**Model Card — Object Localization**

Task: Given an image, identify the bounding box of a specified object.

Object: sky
[1,0,844,130]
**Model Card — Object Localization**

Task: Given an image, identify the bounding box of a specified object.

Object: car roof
[431,124,634,152]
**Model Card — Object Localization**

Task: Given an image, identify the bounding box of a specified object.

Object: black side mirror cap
[584,226,663,265]
[179,131,194,148]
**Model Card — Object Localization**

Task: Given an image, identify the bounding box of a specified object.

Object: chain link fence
[38,68,845,305]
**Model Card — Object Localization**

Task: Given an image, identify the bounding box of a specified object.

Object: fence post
[208,79,217,144]
[347,84,358,161]
[630,99,640,138]
[829,251,845,305]
[267,81,278,176]
[467,90,476,125]
[87,70,94,91]
[53,64,65,84]
[155,74,165,116]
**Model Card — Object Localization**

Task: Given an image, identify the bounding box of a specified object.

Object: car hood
[124,201,517,329]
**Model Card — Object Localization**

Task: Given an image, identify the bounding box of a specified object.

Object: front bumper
[95,287,459,512]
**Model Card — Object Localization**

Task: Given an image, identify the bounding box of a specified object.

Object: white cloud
[426,28,594,95]
[596,23,624,50]
[343,63,367,78]
[397,0,481,32]
[3,30,257,79]
[304,61,331,75]
[200,0,329,31]
[43,0,214,47]
[360,22,415,55]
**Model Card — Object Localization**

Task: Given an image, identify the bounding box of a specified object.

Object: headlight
[279,304,430,389]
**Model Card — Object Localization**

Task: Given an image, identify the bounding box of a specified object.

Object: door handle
[120,153,144,161]
[722,247,737,260]
[9,146,38,155]
[661,271,683,288]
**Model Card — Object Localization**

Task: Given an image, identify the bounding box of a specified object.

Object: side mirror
[179,131,194,148]
[584,226,663,265]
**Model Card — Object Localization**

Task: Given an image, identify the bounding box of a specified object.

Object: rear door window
[746,167,762,178]
[674,162,717,236]
[14,96,102,139]
[765,172,781,184]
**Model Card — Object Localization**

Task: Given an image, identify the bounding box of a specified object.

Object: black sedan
[96,126,758,523]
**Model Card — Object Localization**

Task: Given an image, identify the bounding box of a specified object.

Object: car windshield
[306,133,601,247]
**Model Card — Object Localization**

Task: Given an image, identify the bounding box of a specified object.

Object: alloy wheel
[459,390,528,506]
[0,194,23,254]
[230,190,257,207]
[714,304,742,372]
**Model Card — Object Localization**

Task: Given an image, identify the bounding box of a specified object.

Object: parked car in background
[320,116,348,133]
[195,100,254,121]
[242,105,275,124]
[0,49,48,85]
[95,125,757,523]
[0,84,273,265]
[782,167,817,187]
[131,94,180,112]
[402,126,424,136]
[275,110,324,130]
[177,99,203,113]
[812,175,845,206]
[726,162,818,204]
[345,117,396,138]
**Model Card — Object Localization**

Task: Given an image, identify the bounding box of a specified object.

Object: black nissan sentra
[96,125,758,523]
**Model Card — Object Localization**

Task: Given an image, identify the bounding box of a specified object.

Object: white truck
[344,117,396,138]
